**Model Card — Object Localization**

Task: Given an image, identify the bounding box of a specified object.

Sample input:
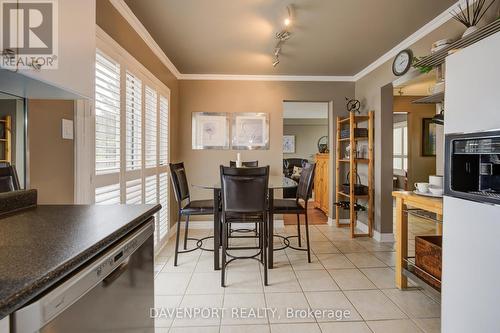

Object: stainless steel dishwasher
[11,219,155,333]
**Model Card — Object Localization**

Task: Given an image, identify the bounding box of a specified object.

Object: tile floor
[154,215,440,333]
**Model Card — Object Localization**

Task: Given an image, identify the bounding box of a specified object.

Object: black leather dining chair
[229,160,259,167]
[220,165,269,287]
[0,164,21,193]
[273,162,316,263]
[169,162,214,266]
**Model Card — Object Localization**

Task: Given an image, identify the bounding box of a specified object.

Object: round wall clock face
[393,49,413,76]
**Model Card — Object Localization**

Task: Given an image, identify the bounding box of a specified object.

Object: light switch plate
[62,119,74,140]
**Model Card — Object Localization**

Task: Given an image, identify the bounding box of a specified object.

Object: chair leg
[174,213,182,266]
[304,212,311,263]
[263,213,268,286]
[255,222,258,237]
[221,222,227,287]
[183,215,190,250]
[296,214,302,247]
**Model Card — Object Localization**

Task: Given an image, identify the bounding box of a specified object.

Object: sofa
[283,158,308,198]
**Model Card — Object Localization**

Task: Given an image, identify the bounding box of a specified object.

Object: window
[393,121,408,175]
[94,40,170,249]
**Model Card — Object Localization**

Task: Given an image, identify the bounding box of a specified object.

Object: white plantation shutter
[159,172,169,241]
[126,179,142,204]
[95,183,120,205]
[159,96,169,166]
[95,52,120,175]
[145,86,158,169]
[94,42,171,249]
[125,72,142,171]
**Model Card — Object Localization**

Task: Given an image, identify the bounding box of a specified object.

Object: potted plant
[451,0,498,37]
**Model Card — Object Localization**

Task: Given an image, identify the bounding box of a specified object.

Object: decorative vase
[462,25,478,38]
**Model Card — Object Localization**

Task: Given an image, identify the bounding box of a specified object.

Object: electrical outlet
[62,119,73,140]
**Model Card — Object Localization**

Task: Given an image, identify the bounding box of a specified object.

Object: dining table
[194,175,298,270]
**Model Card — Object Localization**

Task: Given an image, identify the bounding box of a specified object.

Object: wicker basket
[342,172,368,195]
[415,235,442,289]
[340,128,368,139]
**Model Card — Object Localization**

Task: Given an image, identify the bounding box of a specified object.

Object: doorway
[282,101,330,225]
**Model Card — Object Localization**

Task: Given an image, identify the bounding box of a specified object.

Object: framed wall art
[283,135,295,153]
[231,113,269,150]
[192,112,230,150]
[422,118,436,156]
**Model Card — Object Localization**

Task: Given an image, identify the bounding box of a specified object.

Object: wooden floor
[283,204,328,225]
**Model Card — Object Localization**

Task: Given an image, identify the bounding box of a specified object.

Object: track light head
[272,57,280,67]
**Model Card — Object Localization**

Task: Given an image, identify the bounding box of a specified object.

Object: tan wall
[178,80,354,220]
[96,0,180,227]
[28,100,74,204]
[393,96,437,188]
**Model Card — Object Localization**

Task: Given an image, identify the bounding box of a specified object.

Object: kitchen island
[392,191,443,290]
[0,204,161,325]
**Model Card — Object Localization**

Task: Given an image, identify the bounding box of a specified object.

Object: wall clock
[392,49,413,76]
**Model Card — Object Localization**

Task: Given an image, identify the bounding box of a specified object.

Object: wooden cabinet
[314,153,329,214]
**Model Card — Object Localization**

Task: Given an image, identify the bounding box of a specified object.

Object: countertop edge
[0,204,161,320]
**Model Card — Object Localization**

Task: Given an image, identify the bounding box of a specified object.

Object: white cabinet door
[0,316,9,333]
[17,0,96,99]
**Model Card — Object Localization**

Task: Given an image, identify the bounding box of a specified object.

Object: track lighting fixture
[272,4,294,67]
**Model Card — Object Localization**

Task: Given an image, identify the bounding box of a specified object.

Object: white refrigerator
[442,31,500,332]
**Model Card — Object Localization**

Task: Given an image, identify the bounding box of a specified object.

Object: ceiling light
[284,18,291,27]
[275,31,292,41]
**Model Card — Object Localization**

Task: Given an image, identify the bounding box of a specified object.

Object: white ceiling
[124,0,457,76]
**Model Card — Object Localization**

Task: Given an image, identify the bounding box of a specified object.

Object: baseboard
[336,219,394,243]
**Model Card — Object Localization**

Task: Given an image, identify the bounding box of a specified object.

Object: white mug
[415,182,430,193]
[429,175,443,188]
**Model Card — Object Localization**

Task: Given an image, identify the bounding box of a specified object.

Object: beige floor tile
[295,270,339,291]
[169,326,219,333]
[366,319,424,333]
[222,293,268,326]
[328,269,376,290]
[163,253,200,273]
[270,323,321,333]
[154,295,183,328]
[287,253,324,270]
[226,270,264,294]
[264,267,302,293]
[311,241,340,254]
[317,253,355,269]
[171,294,224,327]
[265,292,314,324]
[360,267,399,289]
[194,253,219,272]
[344,290,407,321]
[186,272,224,295]
[155,272,192,296]
[356,239,395,252]
[382,289,441,319]
[304,291,363,322]
[332,240,367,253]
[413,318,441,333]
[344,253,386,268]
[372,251,396,267]
[319,321,372,333]
[220,325,271,333]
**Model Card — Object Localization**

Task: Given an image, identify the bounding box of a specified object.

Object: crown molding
[353,0,467,81]
[179,73,355,82]
[109,0,463,83]
[108,0,181,79]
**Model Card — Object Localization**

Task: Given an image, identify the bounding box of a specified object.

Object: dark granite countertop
[0,204,161,320]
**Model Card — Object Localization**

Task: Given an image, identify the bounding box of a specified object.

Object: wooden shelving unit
[335,111,374,238]
[0,116,11,164]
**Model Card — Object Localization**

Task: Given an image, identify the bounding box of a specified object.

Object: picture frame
[231,113,269,150]
[283,135,295,153]
[422,118,436,156]
[192,112,230,150]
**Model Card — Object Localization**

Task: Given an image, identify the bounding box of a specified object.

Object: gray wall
[283,118,328,160]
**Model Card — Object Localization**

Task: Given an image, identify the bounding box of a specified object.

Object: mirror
[0,91,26,189]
